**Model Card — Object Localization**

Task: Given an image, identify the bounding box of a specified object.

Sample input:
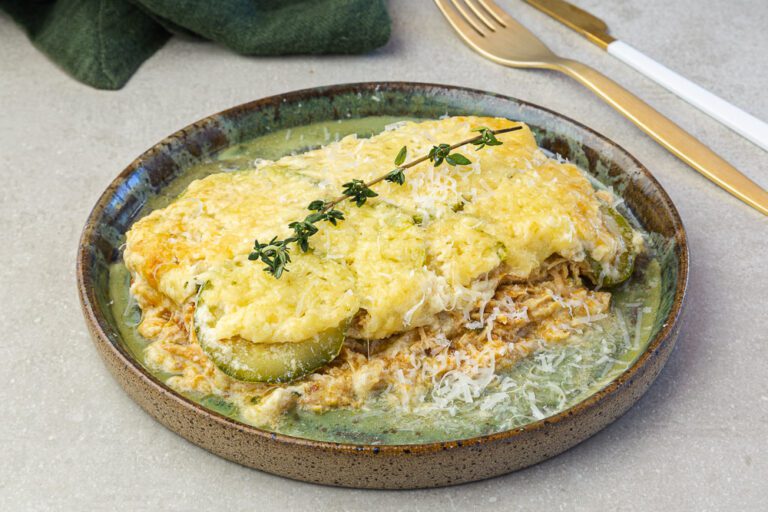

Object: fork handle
[558,59,768,216]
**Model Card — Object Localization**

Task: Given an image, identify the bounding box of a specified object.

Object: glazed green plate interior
[78,83,687,486]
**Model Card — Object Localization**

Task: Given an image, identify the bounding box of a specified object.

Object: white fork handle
[607,40,768,152]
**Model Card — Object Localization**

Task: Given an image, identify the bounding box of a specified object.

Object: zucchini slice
[586,204,637,287]
[194,282,346,383]
[196,325,345,384]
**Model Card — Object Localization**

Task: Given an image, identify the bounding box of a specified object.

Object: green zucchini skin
[194,283,346,383]
[586,204,637,287]
[196,325,345,384]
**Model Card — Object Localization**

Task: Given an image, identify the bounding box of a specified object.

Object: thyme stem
[250,125,522,277]
[318,126,521,214]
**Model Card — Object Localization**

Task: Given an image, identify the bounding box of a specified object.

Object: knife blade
[524,0,768,151]
[523,0,615,48]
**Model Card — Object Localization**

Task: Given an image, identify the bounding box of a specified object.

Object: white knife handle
[607,40,768,152]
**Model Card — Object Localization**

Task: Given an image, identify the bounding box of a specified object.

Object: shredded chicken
[140,259,610,427]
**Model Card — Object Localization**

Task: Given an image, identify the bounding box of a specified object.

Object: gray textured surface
[1,0,767,510]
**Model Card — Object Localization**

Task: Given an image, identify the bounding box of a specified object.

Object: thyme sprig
[249,125,521,278]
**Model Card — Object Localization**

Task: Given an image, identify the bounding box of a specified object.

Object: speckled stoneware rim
[77,82,688,488]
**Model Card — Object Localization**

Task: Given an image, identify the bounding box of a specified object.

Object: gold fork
[435,0,768,216]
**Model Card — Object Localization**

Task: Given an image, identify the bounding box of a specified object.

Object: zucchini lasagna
[123,117,642,427]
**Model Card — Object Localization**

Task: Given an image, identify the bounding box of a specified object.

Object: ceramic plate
[77,82,687,488]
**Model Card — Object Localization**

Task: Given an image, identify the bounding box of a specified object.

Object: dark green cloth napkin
[1,0,391,90]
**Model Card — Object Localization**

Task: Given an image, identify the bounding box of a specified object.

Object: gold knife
[435,0,768,216]
[524,0,768,152]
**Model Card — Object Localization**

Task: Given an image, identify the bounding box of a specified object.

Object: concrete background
[1,0,766,510]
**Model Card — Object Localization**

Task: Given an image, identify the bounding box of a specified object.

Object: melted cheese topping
[125,116,623,347]
[195,255,358,345]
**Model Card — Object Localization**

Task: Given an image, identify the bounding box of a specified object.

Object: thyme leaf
[394,146,408,166]
[342,179,379,207]
[385,168,406,185]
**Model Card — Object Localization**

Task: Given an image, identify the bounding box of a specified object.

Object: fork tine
[475,0,555,55]
[434,0,487,38]
[448,0,490,36]
[436,0,556,67]
[462,0,498,31]
[475,0,512,27]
